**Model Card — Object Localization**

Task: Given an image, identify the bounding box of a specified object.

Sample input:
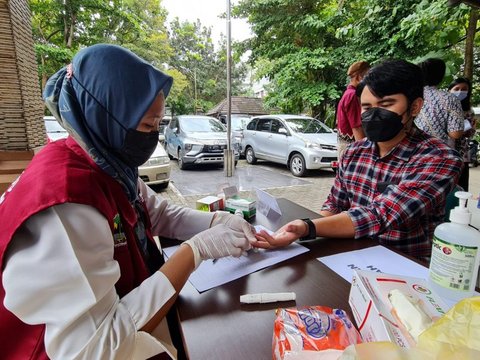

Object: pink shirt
[336,85,362,139]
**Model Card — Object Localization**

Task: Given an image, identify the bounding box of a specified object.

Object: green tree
[30,0,171,88]
[168,18,247,114]
[235,0,344,118]
[236,0,477,118]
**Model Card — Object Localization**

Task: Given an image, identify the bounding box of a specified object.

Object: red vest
[0,137,160,359]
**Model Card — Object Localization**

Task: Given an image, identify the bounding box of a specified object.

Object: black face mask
[120,129,159,168]
[361,107,404,142]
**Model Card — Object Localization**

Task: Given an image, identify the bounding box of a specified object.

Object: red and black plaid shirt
[322,128,462,262]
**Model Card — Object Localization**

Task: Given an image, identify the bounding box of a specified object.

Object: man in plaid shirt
[254,59,462,263]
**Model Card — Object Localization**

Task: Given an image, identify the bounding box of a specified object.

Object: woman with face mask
[0,44,255,359]
[448,77,476,191]
[253,60,462,265]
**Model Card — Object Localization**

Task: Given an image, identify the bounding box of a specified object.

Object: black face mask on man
[361,107,405,142]
[120,129,159,168]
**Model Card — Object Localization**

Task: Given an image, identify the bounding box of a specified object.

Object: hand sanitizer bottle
[428,191,480,301]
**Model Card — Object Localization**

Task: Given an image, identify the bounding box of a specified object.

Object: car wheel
[149,182,169,192]
[290,153,307,177]
[178,149,188,170]
[157,181,169,190]
[246,146,257,164]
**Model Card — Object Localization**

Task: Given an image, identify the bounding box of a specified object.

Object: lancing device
[240,292,296,304]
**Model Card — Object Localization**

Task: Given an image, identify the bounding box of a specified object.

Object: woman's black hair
[417,58,446,86]
[447,77,471,111]
[356,59,424,104]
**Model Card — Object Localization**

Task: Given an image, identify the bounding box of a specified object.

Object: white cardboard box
[349,269,448,348]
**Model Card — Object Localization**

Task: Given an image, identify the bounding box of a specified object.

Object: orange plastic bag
[273,306,362,360]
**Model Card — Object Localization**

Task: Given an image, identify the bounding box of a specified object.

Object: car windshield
[285,118,332,134]
[230,117,250,130]
[180,118,226,133]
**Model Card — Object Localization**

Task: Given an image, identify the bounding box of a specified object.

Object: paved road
[156,159,337,213]
[156,159,480,225]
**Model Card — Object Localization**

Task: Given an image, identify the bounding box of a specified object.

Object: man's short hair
[347,61,370,78]
[357,59,424,104]
[417,58,446,86]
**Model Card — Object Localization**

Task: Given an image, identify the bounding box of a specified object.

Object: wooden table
[171,198,378,360]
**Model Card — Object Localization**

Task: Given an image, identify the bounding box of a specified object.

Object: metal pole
[224,0,234,176]
[194,68,197,115]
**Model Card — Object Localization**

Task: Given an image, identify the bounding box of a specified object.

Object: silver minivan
[164,115,240,169]
[242,114,338,176]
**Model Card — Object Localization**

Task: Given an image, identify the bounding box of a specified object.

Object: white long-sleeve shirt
[3,180,214,359]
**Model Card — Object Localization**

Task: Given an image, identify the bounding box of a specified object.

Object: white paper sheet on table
[318,245,429,283]
[163,226,309,292]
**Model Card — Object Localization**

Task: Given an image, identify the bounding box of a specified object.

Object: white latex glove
[211,211,256,243]
[184,224,251,269]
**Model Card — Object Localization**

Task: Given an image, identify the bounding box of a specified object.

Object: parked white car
[138,142,171,189]
[44,116,68,142]
[242,114,338,177]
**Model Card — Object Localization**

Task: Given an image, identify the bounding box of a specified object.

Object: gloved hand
[184,224,251,269]
[211,211,256,243]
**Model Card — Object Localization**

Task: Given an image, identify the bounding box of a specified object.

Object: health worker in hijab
[0,44,254,360]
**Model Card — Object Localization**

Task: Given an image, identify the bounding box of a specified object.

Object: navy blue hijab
[43,44,173,202]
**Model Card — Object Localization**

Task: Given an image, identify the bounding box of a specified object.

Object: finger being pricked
[253,229,293,248]
[252,230,274,249]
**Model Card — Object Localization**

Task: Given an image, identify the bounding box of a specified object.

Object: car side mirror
[172,127,178,133]
[278,128,288,135]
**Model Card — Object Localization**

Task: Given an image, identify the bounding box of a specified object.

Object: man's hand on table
[252,220,307,249]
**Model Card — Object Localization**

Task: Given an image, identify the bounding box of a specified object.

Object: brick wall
[0,0,44,150]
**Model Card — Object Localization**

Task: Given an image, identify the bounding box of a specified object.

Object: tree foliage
[29,0,479,118]
[30,0,171,87]
[167,18,247,114]
[29,0,248,116]
[235,0,343,119]
[235,0,478,119]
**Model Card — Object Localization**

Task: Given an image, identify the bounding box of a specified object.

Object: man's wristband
[300,218,316,240]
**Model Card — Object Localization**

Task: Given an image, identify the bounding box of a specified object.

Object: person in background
[336,60,370,159]
[414,58,464,147]
[448,77,476,191]
[254,59,462,264]
[0,44,254,359]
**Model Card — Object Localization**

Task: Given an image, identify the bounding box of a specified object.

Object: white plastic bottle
[428,191,480,301]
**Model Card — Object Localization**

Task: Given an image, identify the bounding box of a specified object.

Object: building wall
[0,0,44,150]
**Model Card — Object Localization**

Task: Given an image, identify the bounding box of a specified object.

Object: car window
[246,119,258,130]
[256,118,272,132]
[180,117,226,133]
[285,118,332,134]
[270,119,287,134]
